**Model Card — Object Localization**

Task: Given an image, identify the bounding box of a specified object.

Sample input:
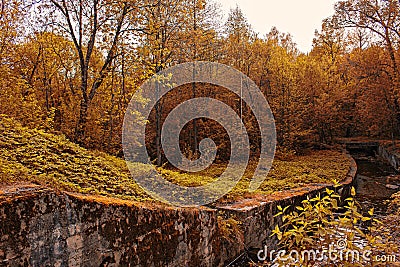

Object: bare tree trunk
[155,81,163,166]
[191,0,198,157]
[192,78,198,157]
[76,99,89,144]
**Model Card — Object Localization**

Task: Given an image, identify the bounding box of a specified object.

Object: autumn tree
[223,6,255,73]
[308,19,349,142]
[176,0,222,157]
[136,0,190,165]
[37,0,143,145]
[0,0,44,128]
[348,46,397,136]
[333,0,400,136]
[14,32,81,133]
[265,31,303,149]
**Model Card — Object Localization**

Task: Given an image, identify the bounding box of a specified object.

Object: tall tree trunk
[191,1,199,157]
[155,76,163,166]
[384,28,400,137]
[76,98,89,144]
[192,74,198,157]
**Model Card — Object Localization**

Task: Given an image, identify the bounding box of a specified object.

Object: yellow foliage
[0,115,351,205]
[0,115,152,202]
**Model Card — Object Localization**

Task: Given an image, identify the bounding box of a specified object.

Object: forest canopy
[0,0,399,163]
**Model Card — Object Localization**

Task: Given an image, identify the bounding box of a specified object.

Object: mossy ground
[160,150,350,201]
[0,115,350,203]
[0,115,152,202]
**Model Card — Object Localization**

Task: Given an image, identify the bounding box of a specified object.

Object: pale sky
[217,0,339,52]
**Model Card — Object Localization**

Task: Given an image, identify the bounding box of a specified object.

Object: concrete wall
[0,185,241,267]
[0,154,356,267]
[378,145,400,171]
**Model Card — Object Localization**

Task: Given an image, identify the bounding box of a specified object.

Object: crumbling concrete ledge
[0,184,242,267]
[0,154,356,267]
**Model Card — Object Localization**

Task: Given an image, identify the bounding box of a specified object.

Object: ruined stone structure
[0,154,356,267]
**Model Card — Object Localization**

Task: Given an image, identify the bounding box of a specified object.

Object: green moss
[161,150,350,201]
[255,150,350,194]
[0,115,152,202]
[158,166,221,187]
[0,115,350,204]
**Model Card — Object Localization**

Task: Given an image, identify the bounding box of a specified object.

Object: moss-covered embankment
[0,116,356,266]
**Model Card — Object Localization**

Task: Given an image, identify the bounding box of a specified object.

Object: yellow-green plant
[269,180,398,267]
[217,215,243,244]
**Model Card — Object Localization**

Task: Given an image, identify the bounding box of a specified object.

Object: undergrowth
[161,151,350,201]
[260,183,398,267]
[0,115,152,202]
[1,115,350,203]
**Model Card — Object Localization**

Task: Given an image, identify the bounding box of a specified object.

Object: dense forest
[1,2,400,266]
[1,0,399,163]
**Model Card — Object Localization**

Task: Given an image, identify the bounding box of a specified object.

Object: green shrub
[268,181,398,267]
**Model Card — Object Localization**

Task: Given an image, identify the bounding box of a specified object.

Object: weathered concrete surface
[339,138,400,171]
[378,145,400,172]
[0,154,356,267]
[0,184,242,267]
[340,140,380,157]
[216,153,357,251]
